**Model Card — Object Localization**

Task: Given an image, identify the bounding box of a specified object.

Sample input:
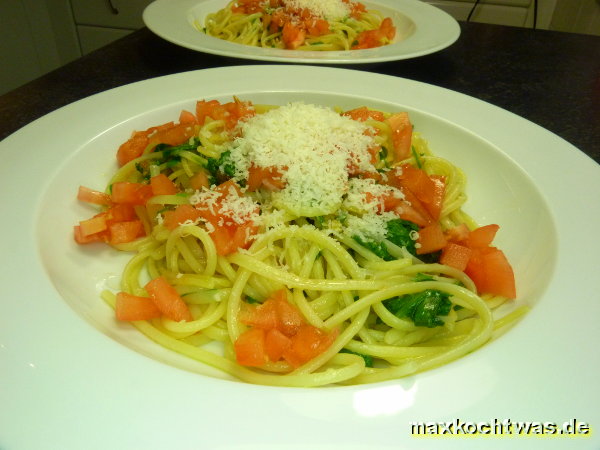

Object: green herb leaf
[383,289,452,328]
[413,273,435,282]
[245,295,260,304]
[353,218,419,260]
[411,145,422,169]
[385,219,419,255]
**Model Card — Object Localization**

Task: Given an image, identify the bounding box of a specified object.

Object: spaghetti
[198,0,396,50]
[74,97,521,387]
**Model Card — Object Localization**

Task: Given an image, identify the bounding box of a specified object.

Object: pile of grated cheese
[282,0,352,20]
[229,102,377,217]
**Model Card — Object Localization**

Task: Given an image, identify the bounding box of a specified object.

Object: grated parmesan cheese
[344,211,398,242]
[190,185,261,227]
[283,0,351,20]
[230,102,377,217]
[343,178,404,214]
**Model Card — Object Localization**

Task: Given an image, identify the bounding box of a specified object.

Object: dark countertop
[1,22,599,164]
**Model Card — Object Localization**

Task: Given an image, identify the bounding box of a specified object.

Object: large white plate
[1,65,599,449]
[143,0,460,63]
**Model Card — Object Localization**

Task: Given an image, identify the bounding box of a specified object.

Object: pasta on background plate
[198,0,396,51]
[74,97,522,387]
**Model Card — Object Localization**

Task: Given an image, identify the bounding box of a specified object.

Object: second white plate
[143,0,461,63]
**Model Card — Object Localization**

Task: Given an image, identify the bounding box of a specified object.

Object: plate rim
[1,65,599,449]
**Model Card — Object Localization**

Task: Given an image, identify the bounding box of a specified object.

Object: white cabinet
[70,0,154,54]
[1,0,80,95]
[1,0,153,95]
[423,0,557,29]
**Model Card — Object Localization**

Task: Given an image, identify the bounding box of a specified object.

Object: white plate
[1,65,598,449]
[143,0,460,63]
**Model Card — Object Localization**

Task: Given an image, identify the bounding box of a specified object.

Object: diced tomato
[215,179,242,197]
[343,107,385,122]
[269,9,287,30]
[379,17,396,40]
[106,203,137,223]
[398,164,437,205]
[273,291,304,336]
[153,123,196,147]
[210,226,237,256]
[464,247,486,290]
[79,214,108,237]
[282,22,306,49]
[417,222,447,255]
[364,190,403,213]
[351,16,395,48]
[394,187,434,227]
[74,203,141,245]
[150,173,179,196]
[386,112,412,161]
[146,121,175,136]
[440,242,472,271]
[77,186,112,206]
[235,289,337,368]
[116,120,184,167]
[441,223,517,298]
[144,276,193,322]
[117,132,149,167]
[387,165,437,226]
[108,220,144,245]
[445,223,470,244]
[231,0,264,14]
[480,248,516,299]
[465,247,516,299]
[230,98,256,126]
[425,175,446,220]
[190,170,211,190]
[231,222,259,252]
[393,167,446,221]
[162,204,203,230]
[194,180,259,255]
[246,164,286,191]
[179,109,197,125]
[196,100,221,125]
[195,98,255,130]
[305,18,329,36]
[234,328,268,367]
[467,224,500,249]
[349,0,367,18]
[240,289,303,334]
[352,29,381,50]
[240,297,280,330]
[115,292,162,321]
[394,200,429,227]
[283,325,338,368]
[111,182,153,205]
[73,225,107,244]
[265,328,292,362]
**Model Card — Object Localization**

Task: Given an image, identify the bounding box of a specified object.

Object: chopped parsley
[206,150,236,185]
[411,145,423,169]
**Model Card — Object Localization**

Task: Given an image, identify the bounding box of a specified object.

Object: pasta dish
[73,97,521,387]
[198,0,396,50]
